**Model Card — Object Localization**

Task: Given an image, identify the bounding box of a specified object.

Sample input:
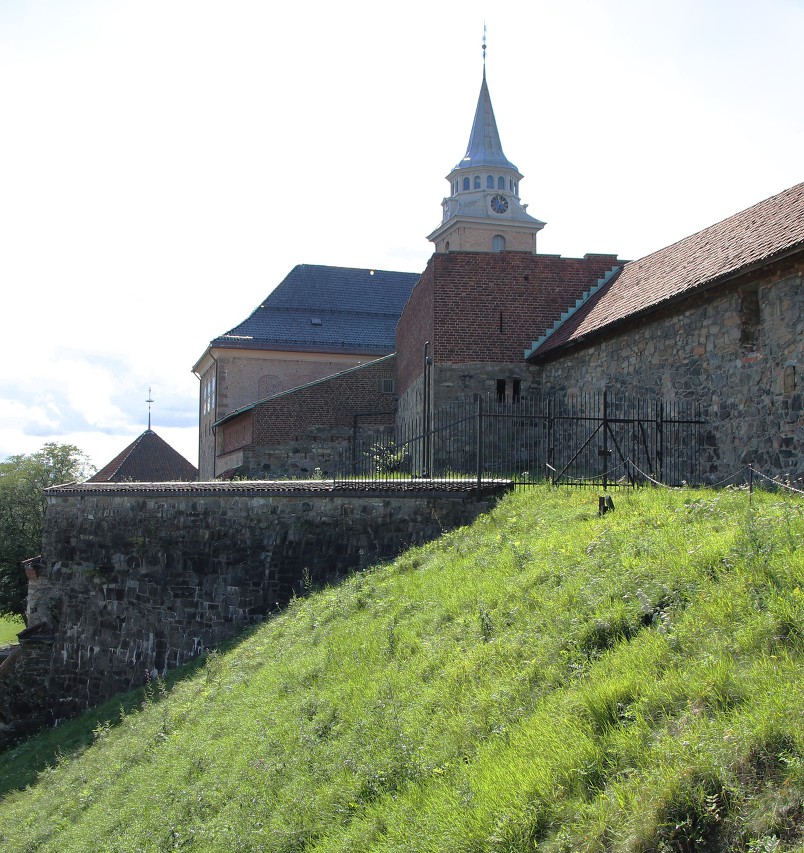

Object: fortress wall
[28,484,501,722]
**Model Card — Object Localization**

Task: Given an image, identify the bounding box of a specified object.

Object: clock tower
[427,64,545,254]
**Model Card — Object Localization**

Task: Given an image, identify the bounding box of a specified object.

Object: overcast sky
[2,0,803,472]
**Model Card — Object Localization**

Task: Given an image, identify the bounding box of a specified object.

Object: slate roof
[211,264,421,356]
[528,182,804,360]
[88,430,198,483]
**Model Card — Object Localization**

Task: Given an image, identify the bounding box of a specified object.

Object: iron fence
[334,391,704,490]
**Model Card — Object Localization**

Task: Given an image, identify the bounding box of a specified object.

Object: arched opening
[486,175,494,189]
[498,176,505,189]
[463,176,470,191]
[474,175,481,189]
[492,235,505,253]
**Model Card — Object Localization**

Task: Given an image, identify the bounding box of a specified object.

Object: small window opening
[463,176,470,191]
[499,310,503,334]
[381,378,396,394]
[739,288,760,350]
[492,234,505,253]
[474,175,481,189]
[486,175,494,189]
[512,378,521,402]
[498,176,504,189]
[496,379,506,403]
[311,317,323,326]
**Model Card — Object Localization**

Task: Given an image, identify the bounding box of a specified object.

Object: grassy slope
[1,487,803,852]
[0,614,24,645]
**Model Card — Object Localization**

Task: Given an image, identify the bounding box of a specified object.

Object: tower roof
[88,430,198,483]
[455,70,518,173]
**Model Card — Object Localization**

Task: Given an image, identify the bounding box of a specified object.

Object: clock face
[491,194,509,214]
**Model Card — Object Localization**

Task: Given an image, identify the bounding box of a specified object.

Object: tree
[0,443,95,621]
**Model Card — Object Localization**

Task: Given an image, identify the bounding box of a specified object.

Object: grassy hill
[1,486,803,852]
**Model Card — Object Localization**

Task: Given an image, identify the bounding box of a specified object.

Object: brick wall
[217,356,398,477]
[396,252,621,394]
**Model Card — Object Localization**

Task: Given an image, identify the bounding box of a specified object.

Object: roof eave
[528,240,804,363]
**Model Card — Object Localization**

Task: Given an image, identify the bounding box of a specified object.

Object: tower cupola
[428,50,545,254]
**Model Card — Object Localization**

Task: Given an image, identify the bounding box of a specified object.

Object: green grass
[0,614,24,645]
[1,486,803,851]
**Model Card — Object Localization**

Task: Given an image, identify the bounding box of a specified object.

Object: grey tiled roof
[212,265,420,355]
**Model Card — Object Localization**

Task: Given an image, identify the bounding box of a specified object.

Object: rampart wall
[24,482,503,726]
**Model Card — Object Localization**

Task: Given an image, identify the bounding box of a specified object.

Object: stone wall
[29,482,504,721]
[536,264,804,481]
[0,642,51,749]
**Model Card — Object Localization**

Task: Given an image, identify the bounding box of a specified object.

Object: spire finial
[146,387,154,431]
[482,23,487,72]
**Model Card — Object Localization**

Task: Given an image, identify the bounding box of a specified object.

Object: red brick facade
[217,356,398,476]
[396,251,623,395]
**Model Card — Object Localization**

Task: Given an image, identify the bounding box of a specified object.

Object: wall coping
[45,480,513,499]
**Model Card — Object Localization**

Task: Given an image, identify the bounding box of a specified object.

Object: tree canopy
[0,443,94,621]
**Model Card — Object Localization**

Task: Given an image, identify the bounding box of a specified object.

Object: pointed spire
[455,36,518,173]
[146,387,154,431]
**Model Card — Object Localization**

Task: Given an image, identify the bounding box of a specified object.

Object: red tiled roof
[529,182,804,359]
[88,430,198,483]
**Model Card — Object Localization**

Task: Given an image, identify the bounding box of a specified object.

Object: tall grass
[1,486,803,851]
[0,614,24,645]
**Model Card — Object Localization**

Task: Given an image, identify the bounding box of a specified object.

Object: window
[474,175,481,189]
[381,377,396,394]
[463,176,470,191]
[492,235,505,253]
[496,379,506,403]
[498,176,504,189]
[739,287,761,351]
[512,378,521,402]
[509,177,513,191]
[486,175,494,189]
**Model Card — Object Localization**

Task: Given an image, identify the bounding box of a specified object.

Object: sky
[1,0,803,472]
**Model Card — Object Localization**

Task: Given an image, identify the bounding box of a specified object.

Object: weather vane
[146,387,154,430]
[482,22,487,68]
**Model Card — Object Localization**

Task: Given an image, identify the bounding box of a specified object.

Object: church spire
[427,37,545,255]
[457,67,518,173]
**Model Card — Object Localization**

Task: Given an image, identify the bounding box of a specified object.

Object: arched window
[463,176,470,191]
[498,176,504,190]
[492,235,505,253]
[509,177,513,191]
[514,182,518,195]
[474,175,481,189]
[486,175,494,189]
[444,240,450,252]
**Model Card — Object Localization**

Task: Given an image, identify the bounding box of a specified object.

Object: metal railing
[333,391,704,491]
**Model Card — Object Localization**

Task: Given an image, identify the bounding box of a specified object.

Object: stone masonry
[27,481,504,722]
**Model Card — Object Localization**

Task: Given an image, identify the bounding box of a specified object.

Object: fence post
[602,389,609,491]
[476,395,484,495]
[748,464,754,505]
[422,342,431,477]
